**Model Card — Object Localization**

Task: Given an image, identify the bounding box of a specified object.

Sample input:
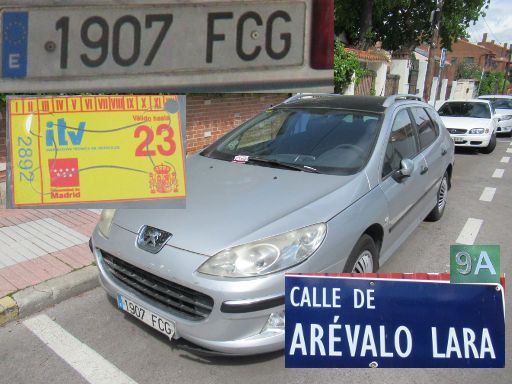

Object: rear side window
[382,109,418,177]
[411,107,438,150]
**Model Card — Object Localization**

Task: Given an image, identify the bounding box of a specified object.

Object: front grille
[448,128,466,134]
[101,251,214,321]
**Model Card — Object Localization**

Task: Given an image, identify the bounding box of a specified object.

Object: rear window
[411,107,438,150]
[438,102,491,119]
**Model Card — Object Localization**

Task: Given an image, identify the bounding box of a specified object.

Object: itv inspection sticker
[6,95,186,208]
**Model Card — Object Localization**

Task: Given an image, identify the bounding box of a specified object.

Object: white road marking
[501,156,510,163]
[507,148,512,153]
[492,169,505,178]
[24,314,139,384]
[456,218,483,245]
[479,187,496,202]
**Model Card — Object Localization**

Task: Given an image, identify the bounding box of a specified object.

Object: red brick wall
[0,107,6,183]
[185,94,288,153]
[0,94,289,182]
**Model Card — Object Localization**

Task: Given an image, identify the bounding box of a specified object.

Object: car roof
[275,95,428,114]
[479,95,512,99]
[441,99,490,104]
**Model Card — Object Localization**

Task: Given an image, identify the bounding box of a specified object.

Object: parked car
[90,94,455,355]
[437,99,497,153]
[478,95,512,137]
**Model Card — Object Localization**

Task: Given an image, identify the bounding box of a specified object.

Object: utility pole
[423,0,444,102]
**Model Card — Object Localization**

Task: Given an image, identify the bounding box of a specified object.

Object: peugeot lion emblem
[137,225,172,253]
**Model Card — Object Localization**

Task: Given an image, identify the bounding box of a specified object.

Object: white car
[478,95,512,137]
[437,99,497,154]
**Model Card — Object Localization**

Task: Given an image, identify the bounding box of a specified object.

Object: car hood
[113,155,370,256]
[495,108,512,116]
[440,116,491,130]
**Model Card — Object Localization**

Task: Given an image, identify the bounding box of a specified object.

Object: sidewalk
[0,182,98,311]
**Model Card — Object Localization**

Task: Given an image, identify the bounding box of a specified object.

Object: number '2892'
[17,136,35,183]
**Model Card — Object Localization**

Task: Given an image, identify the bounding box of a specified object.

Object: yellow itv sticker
[6,95,186,208]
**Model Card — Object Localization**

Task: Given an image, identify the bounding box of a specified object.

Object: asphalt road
[1,138,511,384]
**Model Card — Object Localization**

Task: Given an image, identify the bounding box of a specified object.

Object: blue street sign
[285,275,505,368]
[2,11,29,78]
[440,47,447,68]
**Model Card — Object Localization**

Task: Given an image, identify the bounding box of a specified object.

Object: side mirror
[392,159,414,182]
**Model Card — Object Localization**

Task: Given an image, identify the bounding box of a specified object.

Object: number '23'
[134,124,176,157]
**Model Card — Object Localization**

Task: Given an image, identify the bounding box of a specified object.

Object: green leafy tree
[479,71,508,95]
[334,41,366,93]
[335,0,490,52]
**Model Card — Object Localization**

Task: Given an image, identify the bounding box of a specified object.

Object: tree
[479,71,508,95]
[335,0,490,52]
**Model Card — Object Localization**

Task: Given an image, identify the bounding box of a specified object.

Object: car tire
[425,172,449,222]
[343,234,379,273]
[480,132,496,154]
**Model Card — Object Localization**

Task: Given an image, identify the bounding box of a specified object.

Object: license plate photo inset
[117,294,176,339]
[1,3,305,79]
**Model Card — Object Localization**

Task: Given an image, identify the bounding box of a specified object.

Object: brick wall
[0,94,289,182]
[0,107,5,183]
[185,94,288,153]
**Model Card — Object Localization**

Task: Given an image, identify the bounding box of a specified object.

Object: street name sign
[0,0,333,93]
[6,95,187,208]
[285,274,505,368]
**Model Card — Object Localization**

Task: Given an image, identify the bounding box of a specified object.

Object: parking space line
[501,156,510,163]
[24,314,139,384]
[456,218,483,245]
[492,169,504,178]
[479,187,496,202]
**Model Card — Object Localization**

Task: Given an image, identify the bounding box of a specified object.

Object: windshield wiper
[247,157,320,173]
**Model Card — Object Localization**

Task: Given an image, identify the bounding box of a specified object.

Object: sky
[468,0,512,46]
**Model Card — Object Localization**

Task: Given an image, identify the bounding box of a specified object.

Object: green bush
[334,41,366,94]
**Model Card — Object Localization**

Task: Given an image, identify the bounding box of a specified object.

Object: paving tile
[40,218,89,244]
[23,220,76,248]
[0,274,16,297]
[51,250,83,269]
[0,265,37,289]
[57,246,89,269]
[40,254,73,275]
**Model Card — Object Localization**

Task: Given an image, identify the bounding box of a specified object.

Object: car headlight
[499,115,512,121]
[468,128,485,134]
[98,209,116,238]
[197,223,327,277]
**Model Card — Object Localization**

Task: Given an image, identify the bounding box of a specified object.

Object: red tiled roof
[345,47,390,62]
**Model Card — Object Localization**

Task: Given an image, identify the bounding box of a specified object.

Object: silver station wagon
[90,94,455,355]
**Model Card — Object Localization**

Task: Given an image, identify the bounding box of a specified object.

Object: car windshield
[200,108,382,175]
[485,99,512,110]
[438,102,491,119]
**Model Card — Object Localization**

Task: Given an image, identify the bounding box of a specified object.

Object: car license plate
[117,294,175,339]
[1,2,305,79]
[453,137,464,143]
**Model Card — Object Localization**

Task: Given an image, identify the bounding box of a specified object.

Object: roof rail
[383,94,424,108]
[277,93,339,106]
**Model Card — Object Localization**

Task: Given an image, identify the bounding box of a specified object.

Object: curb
[0,265,99,326]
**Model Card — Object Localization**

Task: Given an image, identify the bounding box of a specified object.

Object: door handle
[420,166,429,175]
[441,148,447,156]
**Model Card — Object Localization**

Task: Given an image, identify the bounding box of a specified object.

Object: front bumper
[497,123,512,133]
[91,224,285,355]
[450,133,491,148]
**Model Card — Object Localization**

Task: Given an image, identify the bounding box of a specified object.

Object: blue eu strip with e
[2,11,29,78]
